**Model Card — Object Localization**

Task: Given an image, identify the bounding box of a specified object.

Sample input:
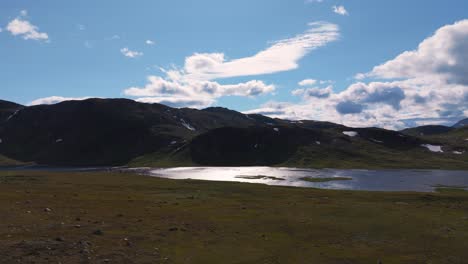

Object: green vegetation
[0,154,28,166]
[283,143,468,170]
[235,175,285,181]
[433,184,468,194]
[432,184,467,189]
[130,136,468,170]
[405,126,468,150]
[1,170,467,263]
[299,176,352,182]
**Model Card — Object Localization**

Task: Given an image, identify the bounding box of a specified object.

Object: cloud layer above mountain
[246,19,468,129]
[122,22,340,108]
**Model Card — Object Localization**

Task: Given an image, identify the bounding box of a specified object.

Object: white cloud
[77,24,86,31]
[332,5,348,16]
[6,11,49,41]
[30,96,92,106]
[120,47,143,58]
[364,19,468,86]
[292,85,333,99]
[246,20,468,129]
[124,76,275,108]
[123,21,337,108]
[135,96,213,109]
[174,22,339,81]
[146,40,155,45]
[298,79,317,86]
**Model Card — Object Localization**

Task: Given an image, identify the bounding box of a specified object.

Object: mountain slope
[0,100,24,124]
[401,125,455,137]
[453,118,468,128]
[1,98,468,168]
[130,125,468,169]
[0,99,269,165]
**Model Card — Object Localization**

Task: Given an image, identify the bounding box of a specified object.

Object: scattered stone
[75,217,81,221]
[168,227,178,232]
[44,208,52,212]
[92,229,103,236]
[79,240,91,246]
[123,238,132,247]
[55,237,64,242]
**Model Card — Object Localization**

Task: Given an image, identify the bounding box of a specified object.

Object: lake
[145,167,468,192]
[2,165,468,192]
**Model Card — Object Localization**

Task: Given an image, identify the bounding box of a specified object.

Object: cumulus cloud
[364,20,468,85]
[135,97,212,109]
[6,11,48,41]
[246,20,468,129]
[332,5,348,16]
[146,40,155,45]
[124,76,275,108]
[30,96,92,106]
[298,79,318,86]
[292,85,333,99]
[120,47,143,58]
[123,21,338,108]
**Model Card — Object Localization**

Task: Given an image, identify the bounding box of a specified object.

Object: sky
[1,0,468,129]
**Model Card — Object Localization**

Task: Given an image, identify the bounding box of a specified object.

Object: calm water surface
[146,167,468,192]
[2,165,468,192]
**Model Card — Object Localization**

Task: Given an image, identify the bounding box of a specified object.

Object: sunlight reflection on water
[147,167,468,192]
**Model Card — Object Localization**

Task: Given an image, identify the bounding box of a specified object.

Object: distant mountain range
[1,98,467,169]
[453,118,468,128]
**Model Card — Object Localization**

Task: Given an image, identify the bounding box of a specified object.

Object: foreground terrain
[0,170,467,263]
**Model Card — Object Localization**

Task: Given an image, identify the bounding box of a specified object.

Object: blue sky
[1,0,468,129]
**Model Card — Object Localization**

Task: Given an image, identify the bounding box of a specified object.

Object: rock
[55,237,65,242]
[92,229,103,236]
[123,238,132,247]
[168,227,178,232]
[44,208,52,212]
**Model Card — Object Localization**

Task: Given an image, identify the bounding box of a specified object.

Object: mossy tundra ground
[0,170,467,263]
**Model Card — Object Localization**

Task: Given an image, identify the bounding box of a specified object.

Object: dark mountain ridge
[453,118,468,128]
[0,100,24,124]
[1,98,467,168]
